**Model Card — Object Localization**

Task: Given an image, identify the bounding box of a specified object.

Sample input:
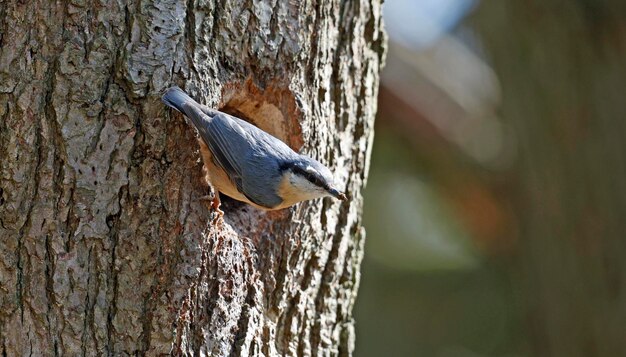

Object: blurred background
[355,1,626,356]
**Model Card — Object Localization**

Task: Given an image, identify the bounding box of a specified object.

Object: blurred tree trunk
[474,2,626,356]
[0,0,385,355]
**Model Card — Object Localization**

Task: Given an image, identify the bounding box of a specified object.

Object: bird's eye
[306,173,319,185]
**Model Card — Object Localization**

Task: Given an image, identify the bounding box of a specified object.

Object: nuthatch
[162,86,347,214]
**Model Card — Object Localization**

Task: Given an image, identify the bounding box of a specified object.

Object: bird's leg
[211,193,224,218]
[194,187,223,217]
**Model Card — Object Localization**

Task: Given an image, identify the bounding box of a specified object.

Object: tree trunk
[473,2,626,356]
[0,0,385,355]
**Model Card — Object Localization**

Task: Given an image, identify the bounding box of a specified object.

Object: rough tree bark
[0,0,385,355]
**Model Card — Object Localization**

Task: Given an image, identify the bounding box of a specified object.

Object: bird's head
[278,157,347,205]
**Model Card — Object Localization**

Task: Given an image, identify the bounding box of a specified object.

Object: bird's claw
[194,189,223,221]
[210,192,224,223]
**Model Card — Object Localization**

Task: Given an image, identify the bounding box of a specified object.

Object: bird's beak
[328,188,347,201]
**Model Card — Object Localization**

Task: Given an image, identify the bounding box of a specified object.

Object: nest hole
[213,80,304,222]
[219,80,303,150]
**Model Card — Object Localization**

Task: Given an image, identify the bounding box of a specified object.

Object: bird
[161,86,347,215]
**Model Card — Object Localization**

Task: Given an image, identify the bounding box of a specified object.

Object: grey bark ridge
[0,0,385,356]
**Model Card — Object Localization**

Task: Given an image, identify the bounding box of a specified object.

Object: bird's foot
[193,189,223,221]
[211,210,224,224]
[210,193,224,223]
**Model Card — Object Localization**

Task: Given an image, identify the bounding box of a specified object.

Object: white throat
[277,171,328,206]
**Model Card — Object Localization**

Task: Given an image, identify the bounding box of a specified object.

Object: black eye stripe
[300,168,323,187]
[287,164,330,190]
[310,175,329,190]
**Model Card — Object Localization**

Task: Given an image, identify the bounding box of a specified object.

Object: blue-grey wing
[201,113,287,208]
[183,108,243,191]
[162,88,289,207]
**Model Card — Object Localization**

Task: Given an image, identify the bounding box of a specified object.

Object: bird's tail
[162,86,196,114]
